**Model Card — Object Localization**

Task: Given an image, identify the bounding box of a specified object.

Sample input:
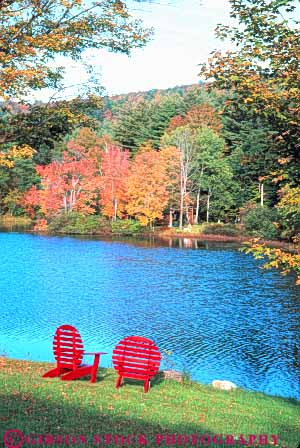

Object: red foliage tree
[23,185,41,218]
[24,153,97,218]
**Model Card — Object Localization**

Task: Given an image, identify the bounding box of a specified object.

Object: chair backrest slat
[53,324,84,370]
[113,336,161,380]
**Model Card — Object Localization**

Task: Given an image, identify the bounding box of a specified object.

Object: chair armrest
[84,352,107,355]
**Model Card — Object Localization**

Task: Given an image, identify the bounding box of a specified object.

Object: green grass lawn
[0,358,299,448]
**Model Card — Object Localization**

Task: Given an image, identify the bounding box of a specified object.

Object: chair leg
[115,375,123,389]
[144,379,150,393]
[90,354,100,383]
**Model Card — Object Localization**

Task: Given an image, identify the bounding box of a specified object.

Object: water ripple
[0,232,299,399]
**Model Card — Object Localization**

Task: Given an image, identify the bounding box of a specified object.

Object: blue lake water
[0,231,299,400]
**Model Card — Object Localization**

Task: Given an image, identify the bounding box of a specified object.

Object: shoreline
[1,356,299,402]
[1,217,299,253]
[157,231,300,252]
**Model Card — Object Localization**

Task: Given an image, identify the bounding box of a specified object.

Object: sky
[34,0,232,101]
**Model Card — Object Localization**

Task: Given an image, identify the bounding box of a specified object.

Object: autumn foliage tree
[0,0,152,99]
[276,185,300,240]
[243,240,300,285]
[166,115,186,132]
[24,152,97,218]
[101,145,129,220]
[166,103,222,134]
[126,149,169,228]
[200,0,300,184]
[0,144,37,213]
[65,127,111,166]
[65,130,131,220]
[0,144,35,168]
[159,145,181,227]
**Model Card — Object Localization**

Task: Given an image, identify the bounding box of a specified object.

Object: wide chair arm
[84,352,108,356]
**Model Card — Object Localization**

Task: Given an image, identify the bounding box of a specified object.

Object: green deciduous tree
[192,128,235,223]
[162,125,237,226]
[162,126,197,228]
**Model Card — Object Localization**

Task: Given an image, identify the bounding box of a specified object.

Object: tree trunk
[179,153,186,230]
[113,198,118,221]
[195,188,201,224]
[185,204,190,225]
[179,190,184,229]
[69,190,73,211]
[63,195,67,213]
[206,192,211,223]
[168,209,173,228]
[260,182,264,206]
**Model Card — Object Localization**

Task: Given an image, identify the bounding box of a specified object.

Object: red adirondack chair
[112,336,161,393]
[43,324,107,383]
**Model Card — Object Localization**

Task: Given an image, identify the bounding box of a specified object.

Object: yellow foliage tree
[243,240,300,285]
[0,144,35,168]
[126,149,169,228]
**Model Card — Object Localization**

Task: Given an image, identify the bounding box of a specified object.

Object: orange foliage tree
[166,115,186,132]
[23,185,43,218]
[66,128,112,166]
[126,149,169,228]
[101,145,129,220]
[184,104,222,133]
[166,104,222,134]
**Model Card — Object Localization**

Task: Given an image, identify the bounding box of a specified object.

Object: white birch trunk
[206,192,211,223]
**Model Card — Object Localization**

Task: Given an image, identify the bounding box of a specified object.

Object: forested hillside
[0,75,298,241]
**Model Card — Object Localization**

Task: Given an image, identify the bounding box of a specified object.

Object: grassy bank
[0,358,299,447]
